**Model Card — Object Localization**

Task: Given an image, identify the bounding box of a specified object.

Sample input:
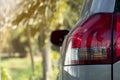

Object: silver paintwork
[114,61,120,80]
[90,0,115,14]
[63,65,111,80]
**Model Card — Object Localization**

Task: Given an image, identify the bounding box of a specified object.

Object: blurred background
[0,0,83,80]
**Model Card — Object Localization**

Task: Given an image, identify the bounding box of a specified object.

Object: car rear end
[58,0,120,80]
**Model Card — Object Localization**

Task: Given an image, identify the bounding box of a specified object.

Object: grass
[0,56,43,80]
[0,51,60,80]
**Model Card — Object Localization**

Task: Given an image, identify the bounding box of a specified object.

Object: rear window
[80,0,115,21]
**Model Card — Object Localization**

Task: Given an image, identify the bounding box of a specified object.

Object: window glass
[79,0,115,22]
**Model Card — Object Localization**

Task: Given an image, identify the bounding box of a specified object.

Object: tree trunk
[42,41,52,80]
[27,26,35,73]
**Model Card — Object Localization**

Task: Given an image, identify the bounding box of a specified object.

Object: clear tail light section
[64,13,113,65]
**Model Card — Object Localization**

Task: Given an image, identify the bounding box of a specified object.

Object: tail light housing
[114,13,120,62]
[64,13,113,65]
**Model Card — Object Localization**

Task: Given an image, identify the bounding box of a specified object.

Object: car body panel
[114,61,120,80]
[63,65,111,80]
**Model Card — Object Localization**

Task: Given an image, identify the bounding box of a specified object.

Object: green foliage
[50,0,70,29]
[1,27,13,53]
[0,58,42,80]
[1,0,83,54]
[50,0,83,29]
[51,50,60,62]
[11,35,28,53]
[1,67,11,80]
[0,50,60,80]
[51,50,60,79]
[13,63,43,80]
[0,0,83,80]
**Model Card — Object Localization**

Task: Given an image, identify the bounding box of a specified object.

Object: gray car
[51,0,120,80]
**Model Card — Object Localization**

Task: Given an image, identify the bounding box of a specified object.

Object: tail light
[114,13,120,62]
[64,13,113,65]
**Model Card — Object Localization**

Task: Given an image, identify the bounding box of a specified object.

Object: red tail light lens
[64,13,112,65]
[114,13,120,62]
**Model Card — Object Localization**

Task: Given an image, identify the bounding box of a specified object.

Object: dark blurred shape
[50,30,69,47]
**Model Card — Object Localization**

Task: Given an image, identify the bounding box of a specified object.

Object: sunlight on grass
[0,51,60,80]
[0,56,43,80]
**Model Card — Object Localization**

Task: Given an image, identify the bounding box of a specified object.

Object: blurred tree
[0,0,83,80]
[50,0,83,29]
[11,0,57,80]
